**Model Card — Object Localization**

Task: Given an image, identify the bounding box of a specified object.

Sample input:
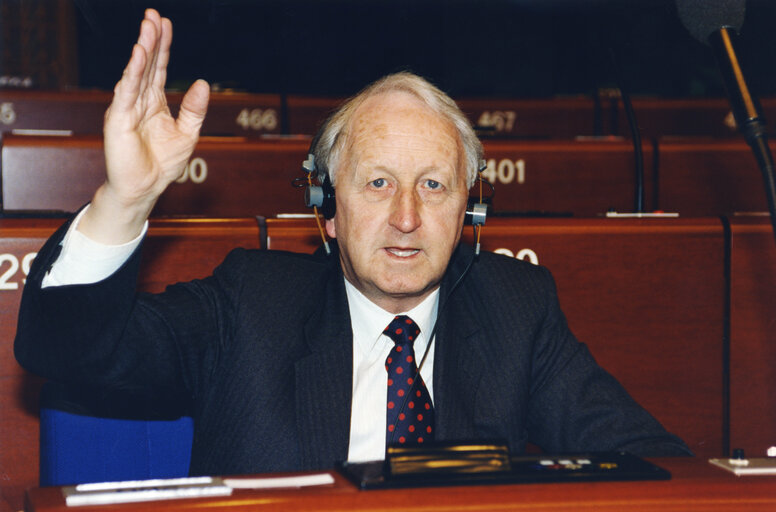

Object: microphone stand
[609,47,645,213]
[710,27,776,244]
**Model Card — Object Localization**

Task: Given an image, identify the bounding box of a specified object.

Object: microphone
[676,0,776,244]
[677,0,753,134]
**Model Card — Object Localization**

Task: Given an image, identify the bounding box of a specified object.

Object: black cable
[385,249,478,448]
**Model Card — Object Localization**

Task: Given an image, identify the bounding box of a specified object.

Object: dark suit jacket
[15,219,690,477]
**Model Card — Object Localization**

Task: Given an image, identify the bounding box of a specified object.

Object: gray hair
[312,71,483,189]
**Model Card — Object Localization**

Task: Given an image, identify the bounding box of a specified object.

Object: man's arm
[42,206,145,287]
[524,266,692,456]
[14,9,211,403]
[79,8,209,244]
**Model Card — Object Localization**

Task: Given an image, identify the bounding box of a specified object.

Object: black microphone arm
[677,0,776,242]
[709,27,776,243]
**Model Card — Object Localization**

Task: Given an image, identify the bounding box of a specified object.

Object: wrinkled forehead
[339,91,464,170]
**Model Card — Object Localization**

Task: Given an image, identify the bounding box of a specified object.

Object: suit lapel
[294,261,353,469]
[433,245,489,441]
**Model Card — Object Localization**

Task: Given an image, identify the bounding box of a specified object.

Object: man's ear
[325,218,336,238]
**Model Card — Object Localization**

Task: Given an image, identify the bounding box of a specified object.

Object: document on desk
[63,476,232,506]
[224,473,335,489]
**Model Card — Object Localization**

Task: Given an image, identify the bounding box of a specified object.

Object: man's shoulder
[470,249,552,286]
[451,248,558,315]
[219,247,330,271]
[210,247,335,289]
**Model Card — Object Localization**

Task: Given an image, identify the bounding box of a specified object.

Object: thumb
[176,79,210,137]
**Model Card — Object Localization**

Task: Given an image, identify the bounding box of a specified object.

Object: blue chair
[39,382,194,486]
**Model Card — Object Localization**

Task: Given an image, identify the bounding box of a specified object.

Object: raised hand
[79,8,210,244]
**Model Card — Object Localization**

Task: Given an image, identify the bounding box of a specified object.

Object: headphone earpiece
[465,159,490,255]
[302,153,336,219]
[296,128,336,255]
[466,200,488,227]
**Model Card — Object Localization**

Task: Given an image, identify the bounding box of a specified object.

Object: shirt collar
[344,278,440,356]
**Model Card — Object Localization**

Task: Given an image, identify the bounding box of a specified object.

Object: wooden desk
[0,218,261,512]
[285,96,342,135]
[481,139,655,215]
[0,89,282,137]
[610,97,776,139]
[728,217,776,457]
[1,135,311,216]
[284,96,603,139]
[0,219,58,512]
[656,137,773,216]
[457,97,600,138]
[23,459,776,511]
[1,135,653,218]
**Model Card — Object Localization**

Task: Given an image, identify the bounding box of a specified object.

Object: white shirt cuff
[42,206,148,287]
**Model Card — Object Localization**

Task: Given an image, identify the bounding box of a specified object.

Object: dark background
[72,0,776,99]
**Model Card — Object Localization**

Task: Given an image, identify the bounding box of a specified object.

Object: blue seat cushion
[39,382,193,486]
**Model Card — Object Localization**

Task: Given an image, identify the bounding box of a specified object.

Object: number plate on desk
[338,451,670,489]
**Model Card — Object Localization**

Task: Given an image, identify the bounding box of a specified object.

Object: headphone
[302,153,336,220]
[298,127,490,255]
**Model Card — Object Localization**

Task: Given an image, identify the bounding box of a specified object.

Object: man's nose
[389,187,422,233]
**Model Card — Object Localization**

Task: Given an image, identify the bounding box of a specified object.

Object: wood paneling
[0,217,261,512]
[729,217,776,457]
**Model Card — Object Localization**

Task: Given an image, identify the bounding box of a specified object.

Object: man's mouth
[386,247,420,258]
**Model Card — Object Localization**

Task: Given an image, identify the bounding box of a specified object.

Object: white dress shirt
[344,280,438,462]
[42,208,439,463]
[42,207,147,287]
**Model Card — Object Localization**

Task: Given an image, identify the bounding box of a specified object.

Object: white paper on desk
[709,457,776,475]
[63,476,232,506]
[224,473,335,489]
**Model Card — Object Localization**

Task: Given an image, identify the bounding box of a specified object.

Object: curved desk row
[1,216,774,511]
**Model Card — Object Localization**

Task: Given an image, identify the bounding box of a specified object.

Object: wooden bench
[0,217,261,512]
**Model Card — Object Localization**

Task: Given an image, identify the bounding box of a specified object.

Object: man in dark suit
[15,8,690,476]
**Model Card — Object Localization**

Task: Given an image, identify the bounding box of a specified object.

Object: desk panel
[0,219,64,512]
[24,459,776,511]
[285,96,342,135]
[285,96,602,139]
[657,137,772,216]
[458,97,600,138]
[0,217,261,512]
[168,91,282,137]
[611,97,776,139]
[481,139,654,215]
[1,135,312,216]
[0,90,281,137]
[729,217,776,457]
[2,135,652,218]
[265,217,726,457]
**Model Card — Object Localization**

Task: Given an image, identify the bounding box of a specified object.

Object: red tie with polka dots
[384,315,434,446]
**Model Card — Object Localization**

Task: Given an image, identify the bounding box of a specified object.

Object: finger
[176,79,210,138]
[136,13,161,100]
[143,11,166,96]
[110,43,147,116]
[150,17,173,93]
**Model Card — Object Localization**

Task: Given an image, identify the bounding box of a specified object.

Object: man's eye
[426,179,441,189]
[370,178,386,188]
